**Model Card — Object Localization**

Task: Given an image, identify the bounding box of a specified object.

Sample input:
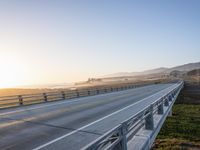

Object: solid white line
[33,84,177,150]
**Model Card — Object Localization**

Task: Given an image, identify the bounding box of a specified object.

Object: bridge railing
[0,82,152,109]
[82,81,184,150]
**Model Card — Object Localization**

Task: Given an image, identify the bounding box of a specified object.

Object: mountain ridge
[104,62,200,78]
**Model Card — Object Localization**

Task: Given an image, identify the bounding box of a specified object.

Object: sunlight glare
[0,51,28,88]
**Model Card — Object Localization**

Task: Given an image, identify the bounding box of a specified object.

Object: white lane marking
[33,84,177,150]
[0,84,168,116]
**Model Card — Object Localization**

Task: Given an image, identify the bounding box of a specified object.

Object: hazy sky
[0,0,200,87]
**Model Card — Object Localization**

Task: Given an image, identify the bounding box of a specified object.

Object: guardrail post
[111,88,113,92]
[168,94,172,101]
[18,95,23,105]
[76,90,79,97]
[172,92,175,98]
[115,123,128,150]
[121,123,128,150]
[145,105,154,130]
[158,100,164,114]
[164,97,169,106]
[88,90,90,95]
[96,89,99,94]
[61,91,65,99]
[43,93,47,102]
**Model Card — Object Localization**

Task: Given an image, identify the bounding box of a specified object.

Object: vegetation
[158,104,200,139]
[153,104,200,149]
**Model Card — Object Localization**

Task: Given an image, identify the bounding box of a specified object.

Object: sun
[0,52,28,88]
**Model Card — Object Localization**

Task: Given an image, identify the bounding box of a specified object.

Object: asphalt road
[0,83,178,150]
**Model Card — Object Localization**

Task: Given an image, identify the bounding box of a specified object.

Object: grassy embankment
[153,78,200,150]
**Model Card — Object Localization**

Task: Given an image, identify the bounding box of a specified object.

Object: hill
[104,62,200,78]
[187,69,200,76]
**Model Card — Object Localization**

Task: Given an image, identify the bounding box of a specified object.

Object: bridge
[0,81,183,150]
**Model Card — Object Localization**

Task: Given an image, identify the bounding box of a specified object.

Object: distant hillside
[142,67,168,75]
[169,70,185,77]
[104,72,137,78]
[104,67,168,77]
[166,62,200,73]
[187,69,200,76]
[104,62,200,78]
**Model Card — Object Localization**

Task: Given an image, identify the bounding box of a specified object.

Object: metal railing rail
[0,82,152,109]
[82,81,184,150]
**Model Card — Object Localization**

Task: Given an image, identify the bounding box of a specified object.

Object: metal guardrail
[0,83,151,109]
[82,81,184,150]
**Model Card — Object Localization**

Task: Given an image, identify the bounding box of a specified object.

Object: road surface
[0,83,177,150]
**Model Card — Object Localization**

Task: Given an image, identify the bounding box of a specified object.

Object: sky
[0,0,200,88]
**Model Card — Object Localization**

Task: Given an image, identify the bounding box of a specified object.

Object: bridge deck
[0,83,177,150]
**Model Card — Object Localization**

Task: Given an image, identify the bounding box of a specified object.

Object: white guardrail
[82,81,184,150]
